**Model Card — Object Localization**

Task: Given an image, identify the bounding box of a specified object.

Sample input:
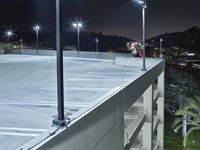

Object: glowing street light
[5,30,14,48]
[160,38,163,59]
[73,22,83,57]
[33,25,41,54]
[6,30,13,39]
[136,0,147,71]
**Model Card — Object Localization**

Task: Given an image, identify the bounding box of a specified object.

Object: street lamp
[52,0,65,126]
[95,38,99,53]
[6,30,13,39]
[136,0,147,71]
[160,38,163,59]
[5,30,14,48]
[33,25,40,54]
[20,39,23,54]
[73,22,83,57]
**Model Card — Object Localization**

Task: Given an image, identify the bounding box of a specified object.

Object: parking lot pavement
[0,54,143,150]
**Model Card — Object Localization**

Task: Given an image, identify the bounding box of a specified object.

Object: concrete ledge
[2,49,131,60]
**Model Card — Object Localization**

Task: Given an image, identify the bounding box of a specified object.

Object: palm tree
[166,71,199,136]
[172,95,200,147]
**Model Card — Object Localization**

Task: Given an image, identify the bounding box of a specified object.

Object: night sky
[0,0,200,40]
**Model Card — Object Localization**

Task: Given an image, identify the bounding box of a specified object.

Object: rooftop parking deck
[0,52,164,150]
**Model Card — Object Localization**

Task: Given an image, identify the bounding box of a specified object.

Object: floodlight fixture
[6,30,13,38]
[33,25,41,53]
[72,22,84,57]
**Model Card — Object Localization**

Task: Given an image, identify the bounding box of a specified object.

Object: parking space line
[42,87,110,92]
[0,127,47,132]
[68,78,129,82]
[0,132,39,137]
[0,102,88,107]
[0,101,89,107]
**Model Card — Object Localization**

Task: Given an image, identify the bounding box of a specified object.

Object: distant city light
[187,53,195,56]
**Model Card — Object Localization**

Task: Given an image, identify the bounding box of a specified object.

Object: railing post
[157,71,165,150]
[143,84,153,150]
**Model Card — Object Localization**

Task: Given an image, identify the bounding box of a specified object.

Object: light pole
[20,39,23,54]
[160,38,163,59]
[33,25,40,54]
[52,0,65,126]
[6,30,13,49]
[137,0,147,71]
[95,38,99,53]
[73,22,82,57]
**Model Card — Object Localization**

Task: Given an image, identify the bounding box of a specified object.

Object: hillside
[0,29,132,52]
[147,26,200,53]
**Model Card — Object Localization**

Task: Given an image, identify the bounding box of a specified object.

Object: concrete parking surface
[0,54,147,150]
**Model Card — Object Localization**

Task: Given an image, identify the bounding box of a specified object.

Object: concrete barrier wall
[3,49,130,60]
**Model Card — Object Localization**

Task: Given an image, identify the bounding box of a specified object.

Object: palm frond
[175,110,197,117]
[184,98,200,113]
[174,124,183,133]
[183,126,200,147]
[172,118,182,129]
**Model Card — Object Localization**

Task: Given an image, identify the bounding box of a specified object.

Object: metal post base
[52,118,66,127]
[141,68,147,71]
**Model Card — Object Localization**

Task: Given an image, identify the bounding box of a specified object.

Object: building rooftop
[0,53,164,150]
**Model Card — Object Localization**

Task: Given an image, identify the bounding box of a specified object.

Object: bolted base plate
[141,68,147,71]
[52,118,66,127]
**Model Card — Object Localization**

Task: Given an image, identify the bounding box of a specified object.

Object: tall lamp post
[20,39,23,54]
[6,30,13,48]
[137,0,147,71]
[95,38,99,53]
[160,38,163,59]
[33,25,40,54]
[53,0,65,126]
[73,22,82,57]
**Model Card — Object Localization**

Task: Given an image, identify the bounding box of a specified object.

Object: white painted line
[67,87,110,92]
[0,127,47,132]
[65,57,113,62]
[0,132,39,137]
[42,87,110,92]
[68,78,129,82]
[0,102,88,107]
[87,72,140,75]
[1,100,89,105]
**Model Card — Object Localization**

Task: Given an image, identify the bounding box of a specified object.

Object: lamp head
[33,25,40,31]
[6,30,13,38]
[73,22,83,29]
[136,0,146,8]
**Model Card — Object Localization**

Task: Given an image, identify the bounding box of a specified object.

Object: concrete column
[143,84,153,150]
[157,71,165,150]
